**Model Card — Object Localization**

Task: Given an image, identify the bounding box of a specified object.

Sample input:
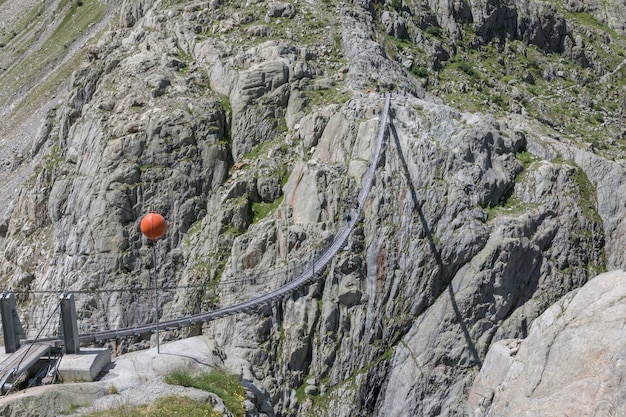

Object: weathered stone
[230,60,290,160]
[312,78,334,90]
[257,176,282,203]
[297,111,329,149]
[1,1,625,417]
[119,0,155,28]
[469,270,626,416]
[304,385,319,395]
[267,2,297,18]
[380,11,408,39]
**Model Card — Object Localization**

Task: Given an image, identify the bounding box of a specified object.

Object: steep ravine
[0,0,624,416]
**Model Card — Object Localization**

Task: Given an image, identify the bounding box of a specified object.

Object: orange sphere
[140,212,167,241]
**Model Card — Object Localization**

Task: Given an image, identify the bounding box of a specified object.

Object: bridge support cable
[76,93,392,343]
[0,342,56,394]
[0,299,63,394]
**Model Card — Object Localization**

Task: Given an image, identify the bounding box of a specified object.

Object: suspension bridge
[0,93,391,392]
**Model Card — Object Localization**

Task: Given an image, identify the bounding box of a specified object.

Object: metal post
[152,244,160,354]
[60,293,80,354]
[0,293,23,354]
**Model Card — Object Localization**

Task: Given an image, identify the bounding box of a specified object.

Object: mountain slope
[0,0,625,416]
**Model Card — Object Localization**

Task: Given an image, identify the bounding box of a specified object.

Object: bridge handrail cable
[79,94,392,343]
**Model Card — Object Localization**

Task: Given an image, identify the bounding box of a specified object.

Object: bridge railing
[0,94,392,347]
[0,255,330,345]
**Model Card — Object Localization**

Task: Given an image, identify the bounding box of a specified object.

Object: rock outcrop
[0,0,625,416]
[468,270,626,416]
[563,0,626,36]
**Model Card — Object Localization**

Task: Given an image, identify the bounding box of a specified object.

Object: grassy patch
[412,65,429,78]
[570,164,600,222]
[252,195,284,223]
[398,13,626,157]
[279,166,291,186]
[485,188,540,221]
[243,135,290,161]
[164,369,245,417]
[455,60,478,78]
[424,25,442,39]
[515,151,538,167]
[44,144,64,172]
[304,88,351,108]
[3,0,104,121]
[217,94,232,115]
[186,220,204,237]
[81,395,220,417]
[296,382,309,403]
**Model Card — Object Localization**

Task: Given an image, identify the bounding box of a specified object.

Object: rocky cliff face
[0,0,625,416]
[468,270,626,416]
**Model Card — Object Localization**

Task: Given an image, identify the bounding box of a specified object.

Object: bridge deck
[0,342,55,393]
[79,93,392,343]
[6,94,392,346]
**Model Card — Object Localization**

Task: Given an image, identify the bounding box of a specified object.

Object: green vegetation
[186,220,204,238]
[412,65,429,78]
[252,195,284,223]
[515,151,538,167]
[296,339,397,411]
[485,152,539,220]
[242,135,292,161]
[455,60,477,78]
[592,112,604,124]
[44,144,64,172]
[188,255,226,307]
[164,369,245,417]
[424,26,442,39]
[81,395,221,417]
[49,0,103,61]
[1,0,104,123]
[279,166,291,186]
[176,45,192,73]
[305,88,351,108]
[2,3,44,47]
[570,164,600,223]
[374,6,626,157]
[218,94,232,115]
[295,382,309,403]
[485,186,538,220]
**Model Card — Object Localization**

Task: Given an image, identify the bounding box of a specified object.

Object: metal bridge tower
[0,293,24,354]
[59,293,80,354]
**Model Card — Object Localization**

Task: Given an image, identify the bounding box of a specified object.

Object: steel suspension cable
[76,94,392,343]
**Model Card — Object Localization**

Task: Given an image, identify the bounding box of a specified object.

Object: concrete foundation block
[58,348,111,382]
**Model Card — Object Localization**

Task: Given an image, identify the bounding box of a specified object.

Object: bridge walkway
[12,94,391,345]
[81,93,392,343]
[0,341,60,394]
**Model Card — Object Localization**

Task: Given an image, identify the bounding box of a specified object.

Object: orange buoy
[140,212,167,241]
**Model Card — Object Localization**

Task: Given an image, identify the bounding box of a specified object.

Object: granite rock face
[563,0,626,36]
[0,0,625,416]
[468,270,626,417]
